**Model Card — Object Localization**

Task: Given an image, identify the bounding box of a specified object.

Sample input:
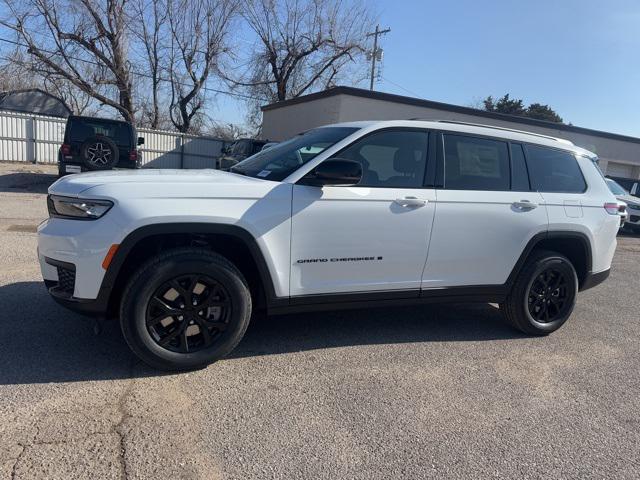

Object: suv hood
[50,169,272,197]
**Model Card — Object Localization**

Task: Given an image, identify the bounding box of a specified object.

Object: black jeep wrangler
[58,115,144,176]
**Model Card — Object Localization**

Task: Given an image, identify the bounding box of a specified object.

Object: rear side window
[443,134,510,191]
[67,119,132,146]
[526,145,586,193]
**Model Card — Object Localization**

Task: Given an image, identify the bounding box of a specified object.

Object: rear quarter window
[525,145,586,193]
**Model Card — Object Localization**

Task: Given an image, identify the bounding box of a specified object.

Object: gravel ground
[1,161,639,479]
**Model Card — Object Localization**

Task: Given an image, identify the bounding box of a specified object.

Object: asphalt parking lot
[1,162,639,479]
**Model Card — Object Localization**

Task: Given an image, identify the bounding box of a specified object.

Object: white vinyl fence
[0,110,227,169]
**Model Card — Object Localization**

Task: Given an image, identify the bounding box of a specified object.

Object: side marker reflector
[102,244,120,270]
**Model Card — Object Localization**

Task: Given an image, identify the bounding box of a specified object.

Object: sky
[218,0,640,137]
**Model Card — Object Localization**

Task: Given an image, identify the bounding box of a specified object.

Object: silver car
[606,178,640,233]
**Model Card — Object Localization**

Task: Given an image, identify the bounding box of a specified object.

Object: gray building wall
[262,94,343,141]
[261,89,640,179]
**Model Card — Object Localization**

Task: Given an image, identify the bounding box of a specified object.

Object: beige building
[261,87,640,180]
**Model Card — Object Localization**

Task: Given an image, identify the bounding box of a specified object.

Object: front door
[290,129,436,297]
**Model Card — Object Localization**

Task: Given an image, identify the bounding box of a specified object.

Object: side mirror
[137,137,145,146]
[300,159,362,187]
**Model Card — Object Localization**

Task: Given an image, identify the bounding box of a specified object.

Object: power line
[381,76,425,100]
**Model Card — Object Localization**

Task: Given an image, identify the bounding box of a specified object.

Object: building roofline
[0,87,72,117]
[261,86,640,145]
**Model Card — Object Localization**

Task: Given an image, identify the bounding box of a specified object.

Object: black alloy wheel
[502,250,578,335]
[120,248,252,371]
[526,267,571,323]
[146,274,231,353]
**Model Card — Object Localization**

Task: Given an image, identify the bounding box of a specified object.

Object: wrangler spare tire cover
[80,135,119,170]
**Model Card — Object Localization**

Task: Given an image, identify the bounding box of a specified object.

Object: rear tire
[502,250,578,335]
[120,248,252,371]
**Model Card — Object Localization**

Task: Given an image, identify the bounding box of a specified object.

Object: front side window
[526,145,587,193]
[231,127,358,181]
[337,129,429,188]
[443,134,510,191]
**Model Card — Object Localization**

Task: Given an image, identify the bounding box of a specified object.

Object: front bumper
[38,214,124,318]
[626,208,640,227]
[38,217,119,299]
[43,257,110,317]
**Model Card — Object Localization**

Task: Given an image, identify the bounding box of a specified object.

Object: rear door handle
[394,196,427,207]
[512,200,538,211]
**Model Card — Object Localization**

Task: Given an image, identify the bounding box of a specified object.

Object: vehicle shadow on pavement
[230,302,524,360]
[0,282,523,384]
[0,172,58,194]
[0,281,139,385]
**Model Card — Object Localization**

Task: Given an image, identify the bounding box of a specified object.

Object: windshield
[606,178,628,195]
[231,127,359,181]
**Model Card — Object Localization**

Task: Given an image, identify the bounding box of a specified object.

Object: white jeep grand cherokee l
[38,120,619,370]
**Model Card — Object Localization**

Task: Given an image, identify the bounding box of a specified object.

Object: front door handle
[512,200,538,211]
[394,196,427,207]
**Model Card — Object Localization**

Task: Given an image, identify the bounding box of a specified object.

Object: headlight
[627,202,640,210]
[47,195,113,220]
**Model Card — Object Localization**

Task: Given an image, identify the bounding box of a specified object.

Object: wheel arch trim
[506,230,593,289]
[98,222,282,313]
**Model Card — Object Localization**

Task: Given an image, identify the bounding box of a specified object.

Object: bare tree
[130,0,168,128]
[232,0,373,105]
[0,50,40,91]
[1,0,136,122]
[207,121,248,140]
[42,75,99,115]
[0,49,99,115]
[166,0,236,132]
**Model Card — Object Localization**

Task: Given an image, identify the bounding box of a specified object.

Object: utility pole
[366,24,390,91]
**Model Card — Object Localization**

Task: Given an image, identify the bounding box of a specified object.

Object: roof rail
[432,120,574,146]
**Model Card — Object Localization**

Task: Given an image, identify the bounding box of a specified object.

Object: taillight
[618,204,627,214]
[129,149,138,162]
[604,202,620,215]
[60,144,71,155]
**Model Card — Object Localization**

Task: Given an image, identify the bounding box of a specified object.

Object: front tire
[120,248,252,371]
[502,250,578,335]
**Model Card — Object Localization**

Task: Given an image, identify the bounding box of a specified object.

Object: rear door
[422,132,547,288]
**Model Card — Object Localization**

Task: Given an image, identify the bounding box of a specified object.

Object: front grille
[56,265,76,295]
[631,215,640,223]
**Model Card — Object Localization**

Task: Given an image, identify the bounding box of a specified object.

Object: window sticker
[257,169,271,177]
[457,142,500,178]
